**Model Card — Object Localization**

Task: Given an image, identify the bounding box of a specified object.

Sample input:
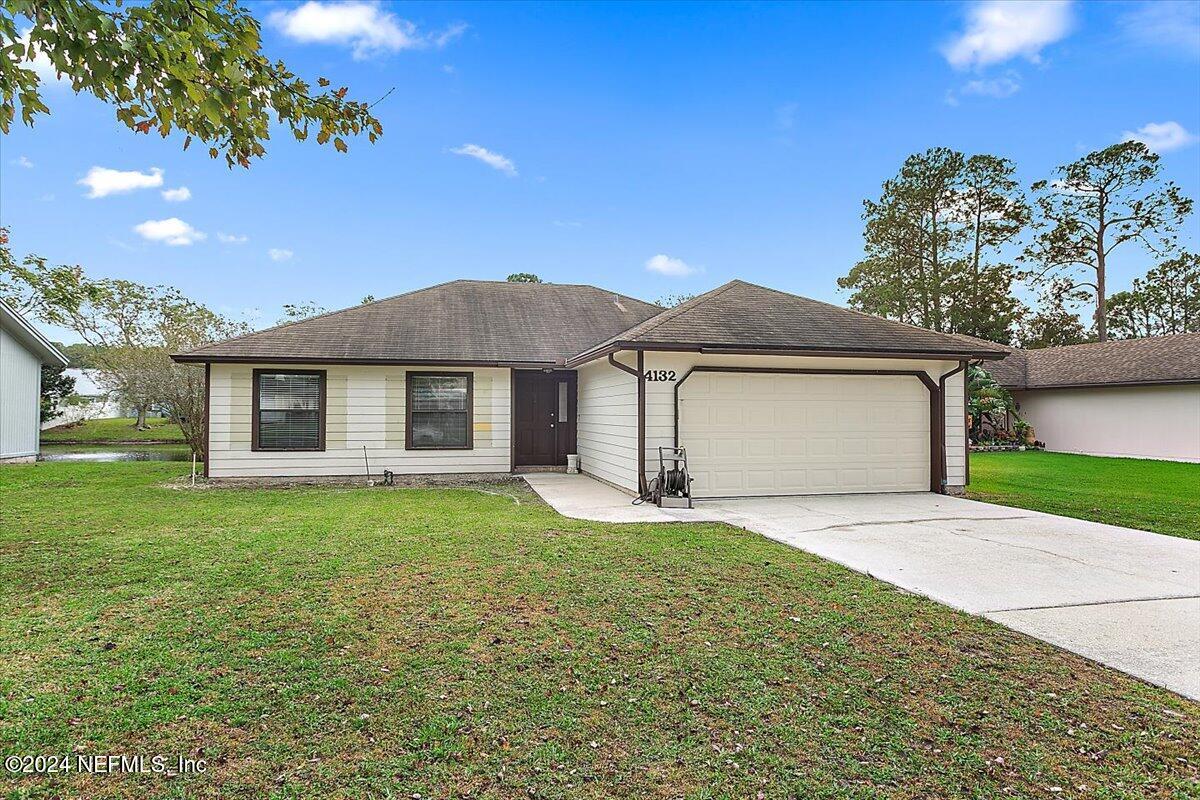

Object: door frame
[672,365,941,493]
[510,368,577,469]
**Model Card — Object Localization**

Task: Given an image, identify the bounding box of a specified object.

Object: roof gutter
[1004,379,1200,391]
[567,341,1008,368]
[171,354,563,369]
[0,299,68,366]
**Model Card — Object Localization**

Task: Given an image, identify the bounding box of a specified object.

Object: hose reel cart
[649,446,693,508]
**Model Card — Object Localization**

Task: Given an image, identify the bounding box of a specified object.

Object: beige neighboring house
[1,300,67,462]
[989,333,1200,463]
[173,280,1009,496]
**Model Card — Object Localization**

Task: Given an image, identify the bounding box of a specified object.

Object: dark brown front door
[513,370,576,466]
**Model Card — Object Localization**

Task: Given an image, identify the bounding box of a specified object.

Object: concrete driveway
[524,474,1200,699]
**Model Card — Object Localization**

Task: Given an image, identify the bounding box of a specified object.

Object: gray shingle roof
[176,280,663,365]
[568,280,1011,363]
[991,332,1200,389]
[177,278,1014,366]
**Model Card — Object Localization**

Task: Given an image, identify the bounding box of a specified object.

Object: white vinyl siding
[0,325,42,460]
[575,356,639,491]
[207,363,510,477]
[637,352,967,495]
[943,369,966,487]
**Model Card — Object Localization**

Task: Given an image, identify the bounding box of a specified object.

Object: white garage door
[678,371,930,497]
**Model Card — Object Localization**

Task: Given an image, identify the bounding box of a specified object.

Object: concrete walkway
[522,473,1200,700]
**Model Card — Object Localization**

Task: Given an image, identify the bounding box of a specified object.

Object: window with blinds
[254,371,324,451]
[407,373,473,449]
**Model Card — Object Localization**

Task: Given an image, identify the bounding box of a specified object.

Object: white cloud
[553,220,583,228]
[961,73,1021,98]
[217,232,249,244]
[267,2,465,59]
[645,254,698,277]
[161,186,191,202]
[432,22,468,48]
[942,1,1073,69]
[268,248,294,262]
[947,71,1021,104]
[1122,121,1198,153]
[1119,1,1200,58]
[450,144,518,176]
[12,155,34,168]
[79,166,164,198]
[133,218,206,246]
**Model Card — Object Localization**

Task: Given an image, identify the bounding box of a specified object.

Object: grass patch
[41,417,185,444]
[967,451,1200,540]
[1,461,1197,799]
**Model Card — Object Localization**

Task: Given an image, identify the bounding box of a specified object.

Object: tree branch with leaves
[1,0,383,167]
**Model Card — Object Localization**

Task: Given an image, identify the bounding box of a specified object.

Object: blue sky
[2,0,1198,342]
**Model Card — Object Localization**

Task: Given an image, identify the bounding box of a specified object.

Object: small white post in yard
[191,453,197,487]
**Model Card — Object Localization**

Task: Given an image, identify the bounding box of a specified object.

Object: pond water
[38,445,195,463]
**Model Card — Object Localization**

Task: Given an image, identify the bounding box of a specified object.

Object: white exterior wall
[576,356,639,491]
[207,363,511,477]
[1013,384,1200,463]
[571,351,967,494]
[0,325,42,460]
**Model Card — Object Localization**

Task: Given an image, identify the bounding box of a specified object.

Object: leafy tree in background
[1,0,383,167]
[656,293,696,308]
[839,148,1026,343]
[144,297,248,460]
[1107,253,1199,339]
[277,301,328,326]
[40,364,75,423]
[4,248,247,451]
[506,273,543,283]
[1016,279,1091,349]
[840,147,967,333]
[951,155,1029,342]
[51,341,98,368]
[1024,142,1193,342]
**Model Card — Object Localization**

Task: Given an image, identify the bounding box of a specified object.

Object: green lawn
[41,416,185,443]
[1,463,1197,799]
[968,451,1200,540]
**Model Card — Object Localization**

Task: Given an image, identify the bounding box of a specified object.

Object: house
[172,280,1008,496]
[40,368,125,429]
[1,300,68,462]
[989,333,1200,463]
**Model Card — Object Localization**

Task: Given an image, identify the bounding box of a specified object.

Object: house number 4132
[645,370,676,382]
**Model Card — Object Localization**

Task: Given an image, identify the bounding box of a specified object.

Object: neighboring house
[40,368,124,429]
[0,300,67,462]
[173,280,1007,497]
[989,333,1200,463]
